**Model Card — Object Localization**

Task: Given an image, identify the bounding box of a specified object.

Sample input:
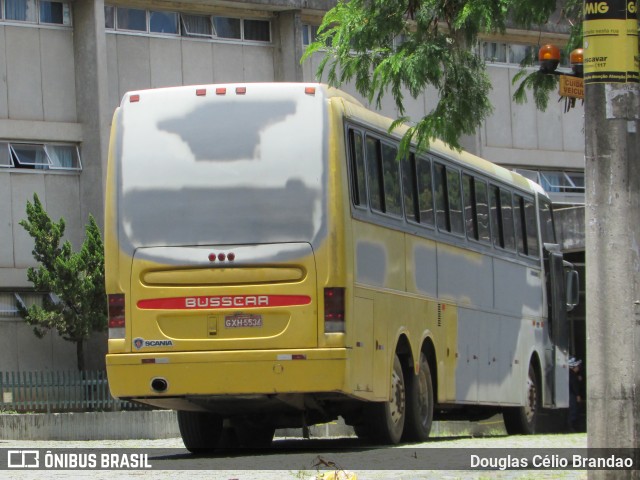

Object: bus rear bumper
[106,348,348,400]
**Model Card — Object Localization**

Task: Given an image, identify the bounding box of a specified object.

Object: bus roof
[117,82,548,200]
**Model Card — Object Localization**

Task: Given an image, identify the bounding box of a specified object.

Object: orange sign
[559,75,584,99]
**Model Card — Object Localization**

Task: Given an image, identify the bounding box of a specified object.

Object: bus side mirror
[565,269,580,311]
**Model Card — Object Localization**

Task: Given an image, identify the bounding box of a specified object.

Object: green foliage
[512,69,559,111]
[303,0,583,152]
[18,194,107,371]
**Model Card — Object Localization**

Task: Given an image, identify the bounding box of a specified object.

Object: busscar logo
[185,295,269,309]
[8,450,39,468]
[133,338,173,350]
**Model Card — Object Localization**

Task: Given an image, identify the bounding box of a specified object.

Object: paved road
[1,432,589,480]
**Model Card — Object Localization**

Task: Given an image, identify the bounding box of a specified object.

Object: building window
[514,168,585,194]
[0,141,81,171]
[150,10,178,34]
[481,42,507,63]
[116,7,146,32]
[481,42,538,66]
[104,6,271,43]
[0,291,49,318]
[2,0,71,25]
[104,4,114,29]
[302,24,319,46]
[5,0,37,22]
[243,19,270,42]
[39,0,69,25]
[540,171,585,193]
[181,13,211,38]
[509,44,536,65]
[214,16,241,39]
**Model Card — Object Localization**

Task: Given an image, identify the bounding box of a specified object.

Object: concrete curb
[0,411,180,441]
[0,411,506,441]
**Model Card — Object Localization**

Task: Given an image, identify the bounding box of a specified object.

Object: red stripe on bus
[137,295,311,310]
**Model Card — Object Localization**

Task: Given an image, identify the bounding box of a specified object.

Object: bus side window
[381,142,402,216]
[463,173,476,239]
[538,200,556,244]
[463,174,490,243]
[500,189,515,251]
[447,168,464,235]
[417,156,434,225]
[435,163,449,231]
[365,136,384,212]
[348,129,367,207]
[514,194,527,255]
[475,180,491,243]
[490,185,503,248]
[524,199,540,257]
[401,153,419,222]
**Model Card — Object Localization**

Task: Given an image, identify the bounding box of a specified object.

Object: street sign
[559,75,584,99]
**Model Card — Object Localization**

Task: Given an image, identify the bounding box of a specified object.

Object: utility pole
[584,0,639,478]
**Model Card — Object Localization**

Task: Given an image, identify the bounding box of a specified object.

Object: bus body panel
[106,348,348,401]
[128,243,318,353]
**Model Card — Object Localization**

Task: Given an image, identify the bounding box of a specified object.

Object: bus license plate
[224,314,263,328]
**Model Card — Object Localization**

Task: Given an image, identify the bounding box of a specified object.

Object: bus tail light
[324,287,345,333]
[108,293,125,339]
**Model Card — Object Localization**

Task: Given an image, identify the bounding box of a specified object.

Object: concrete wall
[480,65,584,168]
[105,35,275,110]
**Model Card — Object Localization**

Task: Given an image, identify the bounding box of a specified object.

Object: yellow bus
[105,83,578,451]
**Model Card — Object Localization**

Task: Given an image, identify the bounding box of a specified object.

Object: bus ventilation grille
[437,304,442,327]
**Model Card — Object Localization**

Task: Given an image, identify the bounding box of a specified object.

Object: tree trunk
[76,339,85,372]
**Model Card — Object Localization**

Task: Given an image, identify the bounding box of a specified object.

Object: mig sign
[583,0,639,83]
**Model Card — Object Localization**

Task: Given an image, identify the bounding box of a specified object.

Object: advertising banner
[583,0,639,83]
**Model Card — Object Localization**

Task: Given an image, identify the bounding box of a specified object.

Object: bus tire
[403,352,434,442]
[177,410,223,453]
[365,354,406,444]
[503,362,540,435]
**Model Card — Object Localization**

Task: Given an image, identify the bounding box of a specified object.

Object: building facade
[0,0,584,371]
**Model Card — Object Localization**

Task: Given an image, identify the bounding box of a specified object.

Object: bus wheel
[177,410,223,453]
[504,362,540,435]
[367,354,406,444]
[403,352,434,442]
